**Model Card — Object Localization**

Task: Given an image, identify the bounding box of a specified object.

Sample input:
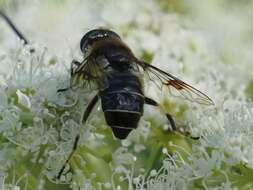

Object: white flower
[1,0,253,190]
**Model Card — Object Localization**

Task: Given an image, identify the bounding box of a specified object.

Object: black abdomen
[104,111,141,139]
[100,71,144,139]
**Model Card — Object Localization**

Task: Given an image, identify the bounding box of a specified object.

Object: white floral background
[0,0,253,190]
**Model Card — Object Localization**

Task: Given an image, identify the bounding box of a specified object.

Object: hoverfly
[65,28,214,138]
[0,11,214,180]
[56,28,214,178]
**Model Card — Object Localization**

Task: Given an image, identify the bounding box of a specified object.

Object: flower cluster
[0,0,253,190]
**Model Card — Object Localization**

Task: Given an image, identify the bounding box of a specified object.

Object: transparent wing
[70,58,101,91]
[135,60,214,105]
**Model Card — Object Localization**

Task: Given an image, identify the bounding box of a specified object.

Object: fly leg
[57,94,99,179]
[0,11,35,52]
[145,97,199,139]
[57,60,82,92]
[144,97,176,131]
[0,10,28,44]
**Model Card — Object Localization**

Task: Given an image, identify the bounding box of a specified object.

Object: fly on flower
[0,12,214,179]
[55,29,214,178]
[66,28,214,138]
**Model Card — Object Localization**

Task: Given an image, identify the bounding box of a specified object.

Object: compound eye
[80,36,90,52]
[80,29,121,52]
[80,30,102,52]
[89,30,106,39]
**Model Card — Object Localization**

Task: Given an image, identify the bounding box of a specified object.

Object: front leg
[0,10,28,44]
[70,60,82,76]
[57,60,81,93]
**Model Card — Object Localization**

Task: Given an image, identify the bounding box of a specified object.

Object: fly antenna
[0,10,29,44]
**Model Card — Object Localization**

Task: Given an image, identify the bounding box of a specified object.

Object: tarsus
[0,10,29,44]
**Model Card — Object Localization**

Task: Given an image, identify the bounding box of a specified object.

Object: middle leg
[57,93,99,179]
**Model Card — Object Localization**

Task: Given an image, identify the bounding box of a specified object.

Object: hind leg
[144,97,176,131]
[145,97,199,139]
